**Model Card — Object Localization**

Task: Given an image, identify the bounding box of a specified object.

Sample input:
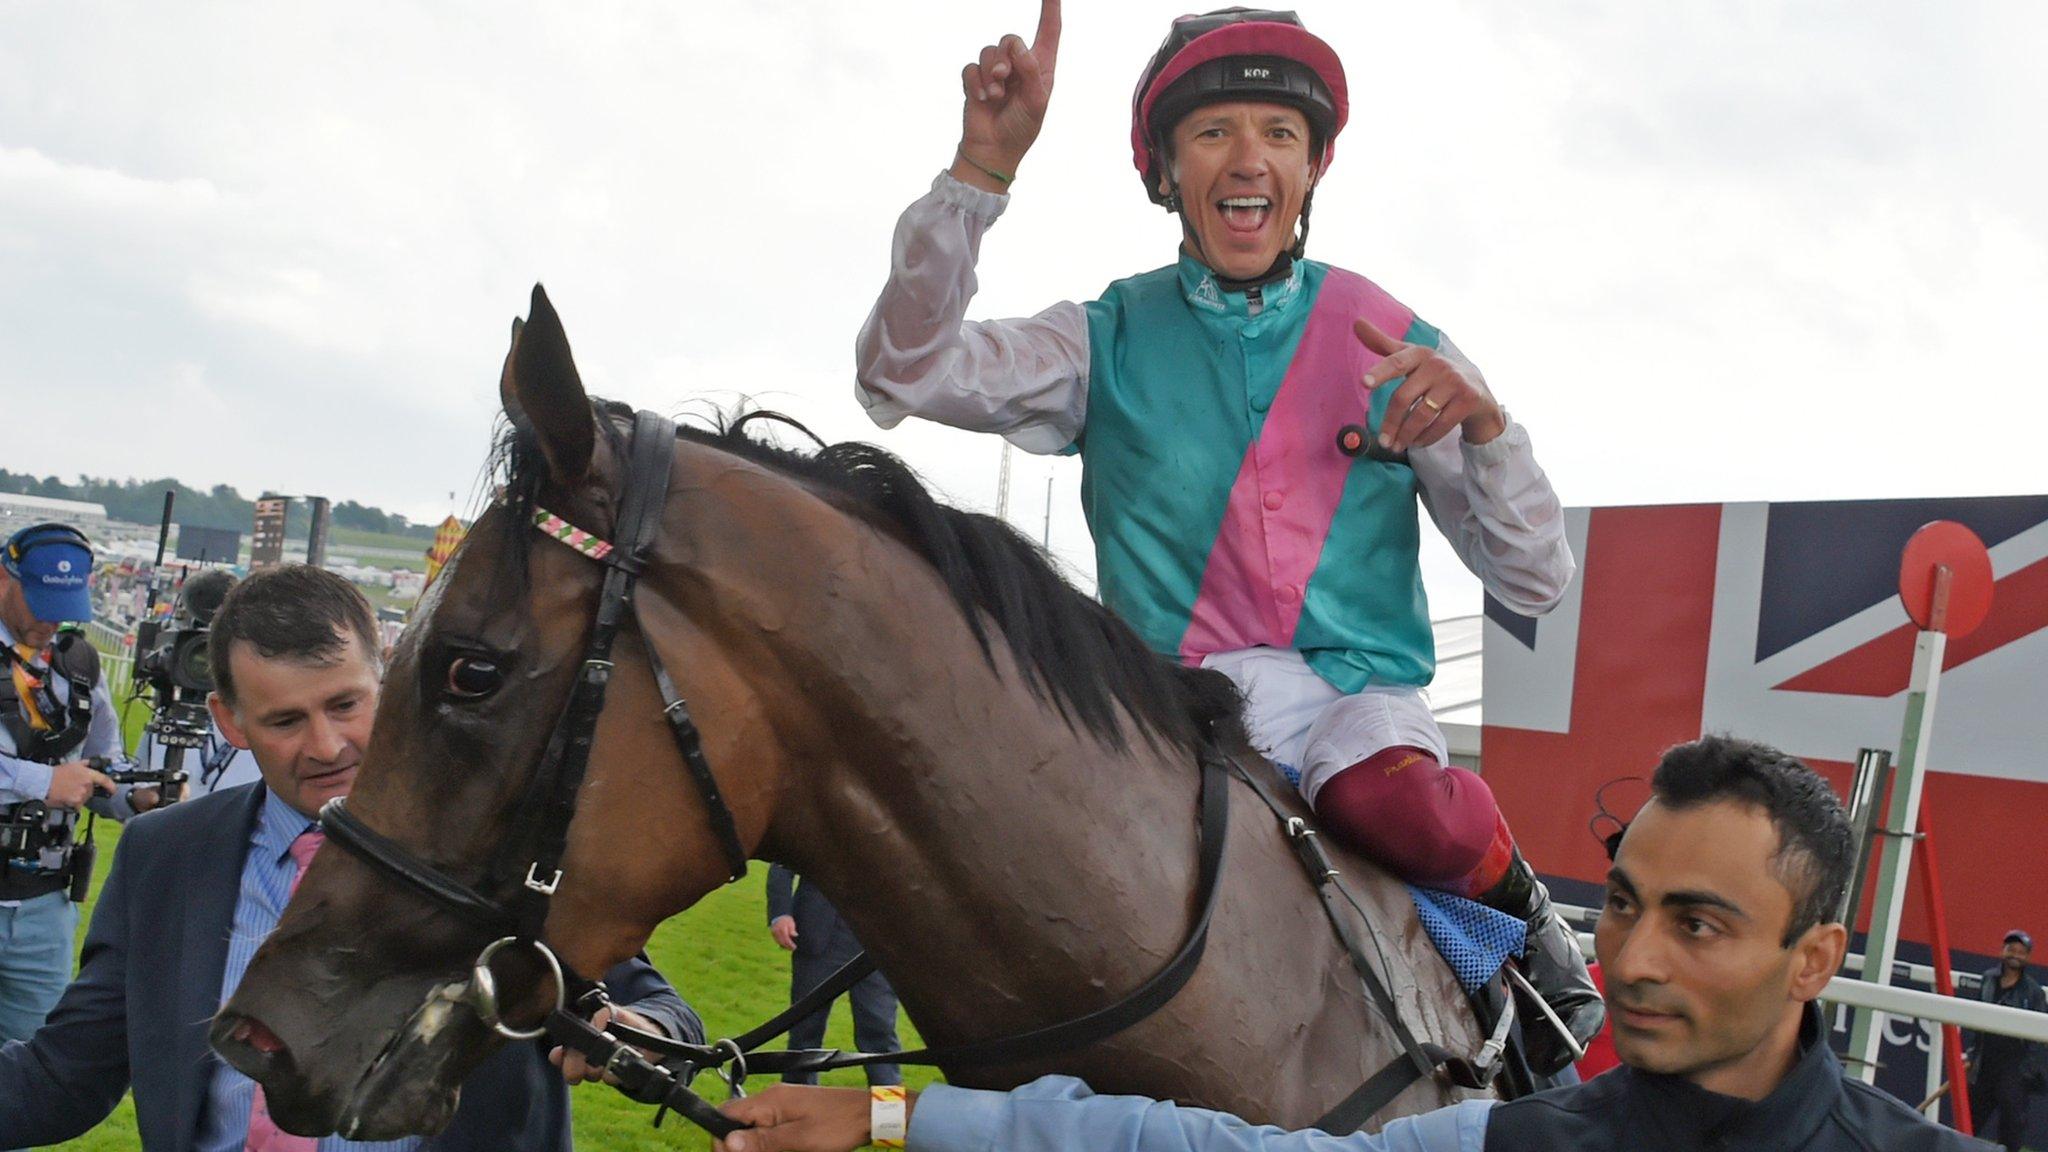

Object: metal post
[1846,565,1952,1083]
[1839,748,1894,931]
[1915,792,1972,1134]
[1042,476,1054,550]
[306,496,332,569]
[996,442,1013,523]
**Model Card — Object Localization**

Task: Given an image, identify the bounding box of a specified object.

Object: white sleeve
[1408,335,1576,615]
[853,171,1092,455]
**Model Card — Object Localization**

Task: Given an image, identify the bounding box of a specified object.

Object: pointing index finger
[1352,317,1407,358]
[1033,0,1061,63]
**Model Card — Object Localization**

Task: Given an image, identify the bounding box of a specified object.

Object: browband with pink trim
[531,509,614,563]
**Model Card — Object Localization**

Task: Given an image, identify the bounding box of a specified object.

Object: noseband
[319,409,750,1036]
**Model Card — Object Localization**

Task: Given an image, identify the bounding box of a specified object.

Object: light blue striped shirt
[907,1076,1492,1152]
[194,788,420,1152]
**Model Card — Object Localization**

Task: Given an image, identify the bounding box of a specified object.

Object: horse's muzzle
[210,977,484,1142]
[209,1010,343,1138]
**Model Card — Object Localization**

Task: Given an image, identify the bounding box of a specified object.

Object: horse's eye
[446,656,503,700]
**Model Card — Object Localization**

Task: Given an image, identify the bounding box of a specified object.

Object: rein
[316,407,1515,1138]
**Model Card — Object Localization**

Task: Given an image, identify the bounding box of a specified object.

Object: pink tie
[245,829,324,1152]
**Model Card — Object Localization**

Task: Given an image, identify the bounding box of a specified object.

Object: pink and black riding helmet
[1130,7,1351,206]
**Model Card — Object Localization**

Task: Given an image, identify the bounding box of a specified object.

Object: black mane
[490,403,1244,756]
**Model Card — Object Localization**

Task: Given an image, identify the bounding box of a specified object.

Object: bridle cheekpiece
[319,409,749,1040]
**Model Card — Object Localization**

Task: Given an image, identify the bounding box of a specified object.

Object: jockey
[854,2,1601,1071]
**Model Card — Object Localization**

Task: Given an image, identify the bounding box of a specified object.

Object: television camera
[128,567,239,804]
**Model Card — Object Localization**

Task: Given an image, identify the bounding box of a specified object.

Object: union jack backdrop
[1482,494,2048,951]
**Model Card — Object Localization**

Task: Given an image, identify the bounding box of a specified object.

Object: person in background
[1965,929,2048,1152]
[0,523,163,1042]
[768,863,902,1087]
[132,569,263,795]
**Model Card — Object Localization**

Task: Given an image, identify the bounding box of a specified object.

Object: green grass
[50,823,937,1151]
[327,525,439,554]
[357,582,421,614]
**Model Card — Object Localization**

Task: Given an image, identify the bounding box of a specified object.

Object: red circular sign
[1897,521,1994,637]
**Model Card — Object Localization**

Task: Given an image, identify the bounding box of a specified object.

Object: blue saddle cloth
[1407,886,1527,993]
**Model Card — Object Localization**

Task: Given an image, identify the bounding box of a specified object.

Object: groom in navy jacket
[0,564,704,1150]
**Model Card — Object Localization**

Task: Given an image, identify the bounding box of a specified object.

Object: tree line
[0,470,441,540]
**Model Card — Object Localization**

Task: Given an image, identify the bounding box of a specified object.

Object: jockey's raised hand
[951,0,1060,193]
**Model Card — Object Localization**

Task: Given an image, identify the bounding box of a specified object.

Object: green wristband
[956,151,1013,186]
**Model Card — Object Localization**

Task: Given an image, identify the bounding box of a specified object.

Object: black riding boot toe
[1515,903,1607,1076]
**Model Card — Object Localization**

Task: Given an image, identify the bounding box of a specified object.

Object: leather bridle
[313,406,1517,1135]
[320,409,748,1038]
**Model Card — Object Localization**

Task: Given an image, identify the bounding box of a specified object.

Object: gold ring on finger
[1420,396,1444,412]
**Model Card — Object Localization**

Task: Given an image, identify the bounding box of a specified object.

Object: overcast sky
[4,1,2043,610]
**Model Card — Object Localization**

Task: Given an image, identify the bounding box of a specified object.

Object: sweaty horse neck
[734,521,1213,1056]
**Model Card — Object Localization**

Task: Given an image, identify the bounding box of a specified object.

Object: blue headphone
[2,523,94,577]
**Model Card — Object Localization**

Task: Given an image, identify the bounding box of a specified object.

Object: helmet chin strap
[1165,177,1316,294]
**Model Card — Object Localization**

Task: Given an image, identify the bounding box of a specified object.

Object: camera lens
[170,631,214,693]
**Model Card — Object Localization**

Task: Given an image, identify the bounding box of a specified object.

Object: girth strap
[1228,763,1504,1131]
[1232,766,1437,1080]
[1314,1041,1461,1134]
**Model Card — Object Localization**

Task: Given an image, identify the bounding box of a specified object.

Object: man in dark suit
[767,864,900,1086]
[0,564,704,1150]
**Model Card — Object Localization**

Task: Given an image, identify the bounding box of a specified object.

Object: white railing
[82,620,136,701]
[1820,974,2048,1044]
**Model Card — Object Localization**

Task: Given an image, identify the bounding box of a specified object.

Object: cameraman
[0,524,164,1042]
[133,569,260,796]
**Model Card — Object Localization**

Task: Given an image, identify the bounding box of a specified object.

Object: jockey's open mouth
[1220,196,1273,233]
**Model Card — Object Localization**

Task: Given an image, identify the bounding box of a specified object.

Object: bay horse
[214,286,1493,1141]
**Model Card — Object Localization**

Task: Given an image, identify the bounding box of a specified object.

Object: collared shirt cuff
[931,170,1010,222]
[1460,416,1529,472]
[908,1084,1009,1152]
[0,757,55,806]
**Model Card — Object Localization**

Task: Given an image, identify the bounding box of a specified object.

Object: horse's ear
[505,285,594,485]
[498,316,528,431]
